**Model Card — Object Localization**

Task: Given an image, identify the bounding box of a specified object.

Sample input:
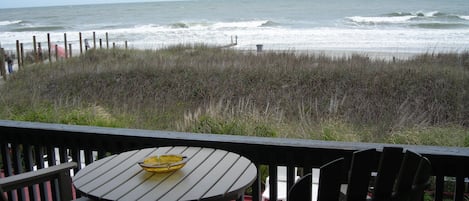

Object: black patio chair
[288,147,432,201]
[0,162,77,201]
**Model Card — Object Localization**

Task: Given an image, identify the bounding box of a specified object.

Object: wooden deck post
[64,33,68,59]
[47,33,52,64]
[16,40,21,71]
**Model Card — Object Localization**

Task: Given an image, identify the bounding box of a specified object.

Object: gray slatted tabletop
[72,146,257,201]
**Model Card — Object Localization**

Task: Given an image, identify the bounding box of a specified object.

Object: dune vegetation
[1,45,468,147]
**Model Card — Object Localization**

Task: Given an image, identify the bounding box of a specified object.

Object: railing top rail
[1,120,468,157]
[1,120,469,177]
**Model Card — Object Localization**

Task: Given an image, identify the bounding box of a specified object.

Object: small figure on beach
[5,54,13,74]
[85,39,90,50]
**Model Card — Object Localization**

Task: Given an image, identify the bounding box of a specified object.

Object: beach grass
[0,45,468,146]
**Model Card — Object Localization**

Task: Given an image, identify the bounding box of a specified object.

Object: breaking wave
[166,20,278,29]
[0,20,22,26]
[346,10,469,29]
[11,26,68,32]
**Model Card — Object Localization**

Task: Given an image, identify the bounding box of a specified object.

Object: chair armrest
[0,162,77,192]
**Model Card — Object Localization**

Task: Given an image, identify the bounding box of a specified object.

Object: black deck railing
[1,120,468,201]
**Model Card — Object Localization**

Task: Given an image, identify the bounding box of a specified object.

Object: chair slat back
[288,147,432,201]
[317,158,344,201]
[287,173,312,201]
[393,150,422,200]
[372,147,404,201]
[0,162,76,201]
[407,157,432,201]
[346,148,377,201]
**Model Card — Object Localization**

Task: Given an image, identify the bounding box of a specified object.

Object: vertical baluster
[287,166,296,193]
[59,147,68,163]
[268,164,278,201]
[71,148,82,172]
[23,144,39,201]
[251,163,262,201]
[58,146,70,200]
[47,147,59,201]
[34,146,48,201]
[1,143,14,200]
[435,176,444,201]
[466,179,469,196]
[454,176,465,201]
[84,150,94,165]
[11,143,26,201]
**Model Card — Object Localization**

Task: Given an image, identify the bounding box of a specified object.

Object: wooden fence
[0,32,128,78]
[1,32,239,81]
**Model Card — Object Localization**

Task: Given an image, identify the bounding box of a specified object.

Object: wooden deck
[1,120,468,201]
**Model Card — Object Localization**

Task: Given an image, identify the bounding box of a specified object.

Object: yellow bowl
[138,154,187,173]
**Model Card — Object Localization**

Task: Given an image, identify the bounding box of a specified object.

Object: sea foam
[0,20,22,26]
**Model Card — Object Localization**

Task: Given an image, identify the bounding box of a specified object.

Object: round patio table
[72,146,257,201]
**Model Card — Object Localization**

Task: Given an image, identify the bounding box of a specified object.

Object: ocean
[1,0,469,54]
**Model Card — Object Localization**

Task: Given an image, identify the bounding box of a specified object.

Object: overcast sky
[1,0,170,9]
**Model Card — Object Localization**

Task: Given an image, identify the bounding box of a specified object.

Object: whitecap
[212,20,270,29]
[413,11,440,17]
[0,20,22,26]
[346,16,415,24]
[460,16,469,20]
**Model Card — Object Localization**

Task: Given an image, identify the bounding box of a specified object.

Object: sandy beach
[252,49,421,61]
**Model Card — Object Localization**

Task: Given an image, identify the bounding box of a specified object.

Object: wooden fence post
[69,44,72,57]
[79,32,83,55]
[125,41,128,49]
[64,33,68,59]
[0,48,6,80]
[20,43,24,70]
[55,44,58,61]
[106,32,109,49]
[37,43,43,61]
[99,39,102,49]
[93,32,96,49]
[33,36,38,63]
[16,40,21,71]
[47,33,52,64]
